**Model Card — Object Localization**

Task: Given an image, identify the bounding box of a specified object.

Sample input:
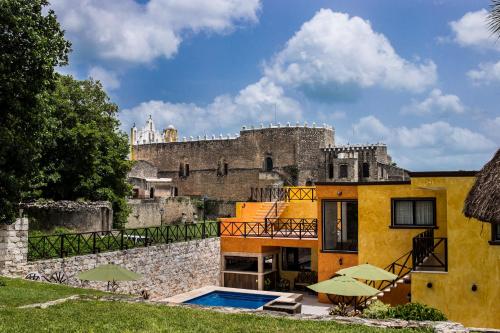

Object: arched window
[265,157,273,172]
[362,163,370,178]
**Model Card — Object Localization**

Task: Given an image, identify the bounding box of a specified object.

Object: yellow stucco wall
[357,184,447,269]
[354,177,499,329]
[409,177,500,329]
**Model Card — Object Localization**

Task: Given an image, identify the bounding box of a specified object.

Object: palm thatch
[488,0,500,38]
[464,149,500,223]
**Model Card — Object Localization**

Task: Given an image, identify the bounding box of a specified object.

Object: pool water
[184,291,279,309]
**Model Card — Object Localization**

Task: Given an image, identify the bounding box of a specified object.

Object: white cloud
[401,89,466,115]
[264,9,437,95]
[88,66,120,90]
[51,0,261,63]
[120,77,301,134]
[482,116,500,140]
[467,61,500,84]
[351,116,497,169]
[450,9,499,51]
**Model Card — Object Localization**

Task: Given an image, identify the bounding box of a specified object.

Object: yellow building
[219,174,499,329]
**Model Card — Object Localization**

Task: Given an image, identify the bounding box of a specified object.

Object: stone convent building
[130,117,407,201]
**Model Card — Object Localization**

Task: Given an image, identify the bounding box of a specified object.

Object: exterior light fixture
[337,191,342,196]
[426,282,433,288]
[471,284,478,292]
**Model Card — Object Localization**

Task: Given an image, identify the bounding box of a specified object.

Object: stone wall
[1,219,221,300]
[126,197,198,228]
[0,218,28,275]
[22,201,113,232]
[20,237,221,300]
[126,197,235,229]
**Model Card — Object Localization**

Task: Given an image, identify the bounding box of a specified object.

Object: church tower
[163,125,178,143]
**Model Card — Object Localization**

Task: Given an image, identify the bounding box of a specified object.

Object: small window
[185,163,190,177]
[179,163,184,177]
[224,162,229,176]
[265,157,273,172]
[328,163,334,179]
[492,224,500,244]
[362,163,370,178]
[149,188,155,198]
[339,164,348,178]
[282,247,311,271]
[392,199,436,227]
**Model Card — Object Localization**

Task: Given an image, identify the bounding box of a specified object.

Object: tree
[489,0,500,37]
[38,75,132,228]
[0,0,70,224]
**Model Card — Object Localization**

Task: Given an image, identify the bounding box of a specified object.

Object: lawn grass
[0,277,433,332]
[0,300,434,333]
[0,276,107,307]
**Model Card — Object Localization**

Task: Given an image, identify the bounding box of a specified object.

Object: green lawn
[0,277,433,333]
[0,277,107,307]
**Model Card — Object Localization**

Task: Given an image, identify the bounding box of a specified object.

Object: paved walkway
[296,292,330,316]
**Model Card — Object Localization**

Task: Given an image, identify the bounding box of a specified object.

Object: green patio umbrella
[77,264,142,291]
[336,264,397,281]
[307,275,379,297]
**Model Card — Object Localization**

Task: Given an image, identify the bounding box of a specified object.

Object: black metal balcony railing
[412,228,448,272]
[220,218,318,239]
[28,222,220,261]
[250,187,316,202]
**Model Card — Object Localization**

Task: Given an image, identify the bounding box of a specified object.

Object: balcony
[220,218,318,239]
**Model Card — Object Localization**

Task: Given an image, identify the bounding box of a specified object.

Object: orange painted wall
[315,185,359,303]
[221,236,317,254]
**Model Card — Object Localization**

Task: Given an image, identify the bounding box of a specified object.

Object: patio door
[322,200,358,252]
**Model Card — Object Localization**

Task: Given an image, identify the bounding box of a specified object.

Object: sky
[50,0,499,171]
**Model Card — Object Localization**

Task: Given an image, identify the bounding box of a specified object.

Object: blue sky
[51,0,499,171]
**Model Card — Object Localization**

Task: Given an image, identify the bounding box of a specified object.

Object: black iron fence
[28,222,219,261]
[220,218,317,239]
[250,187,316,202]
[412,228,448,272]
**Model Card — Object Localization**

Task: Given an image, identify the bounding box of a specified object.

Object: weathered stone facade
[133,125,336,201]
[132,121,407,201]
[21,201,113,232]
[1,219,220,300]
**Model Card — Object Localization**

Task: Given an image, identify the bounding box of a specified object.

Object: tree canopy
[38,75,132,227]
[0,0,70,224]
[1,0,131,226]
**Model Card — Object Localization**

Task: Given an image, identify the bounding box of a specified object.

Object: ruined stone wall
[133,126,334,200]
[22,201,113,232]
[126,197,198,228]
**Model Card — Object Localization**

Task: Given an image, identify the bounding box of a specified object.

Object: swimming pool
[184,290,279,309]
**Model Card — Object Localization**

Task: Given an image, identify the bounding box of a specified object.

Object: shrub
[388,303,447,321]
[362,300,391,319]
[329,303,351,316]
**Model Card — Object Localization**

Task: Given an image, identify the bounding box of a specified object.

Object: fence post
[166,225,170,243]
[444,238,448,272]
[92,232,97,254]
[145,228,149,247]
[217,221,221,237]
[60,234,64,258]
[184,224,188,241]
[120,230,124,250]
[299,221,302,240]
[202,222,206,239]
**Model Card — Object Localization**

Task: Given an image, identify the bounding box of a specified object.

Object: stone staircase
[368,274,412,306]
[252,202,288,221]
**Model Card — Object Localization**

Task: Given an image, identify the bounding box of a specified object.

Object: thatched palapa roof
[464,149,500,223]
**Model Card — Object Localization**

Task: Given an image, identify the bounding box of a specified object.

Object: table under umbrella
[307,275,380,310]
[77,264,142,291]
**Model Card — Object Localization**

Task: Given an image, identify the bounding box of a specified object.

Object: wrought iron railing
[250,187,316,202]
[28,222,219,261]
[220,218,318,239]
[412,229,447,272]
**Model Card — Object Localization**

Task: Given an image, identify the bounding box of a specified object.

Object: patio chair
[294,270,317,291]
[277,277,290,292]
